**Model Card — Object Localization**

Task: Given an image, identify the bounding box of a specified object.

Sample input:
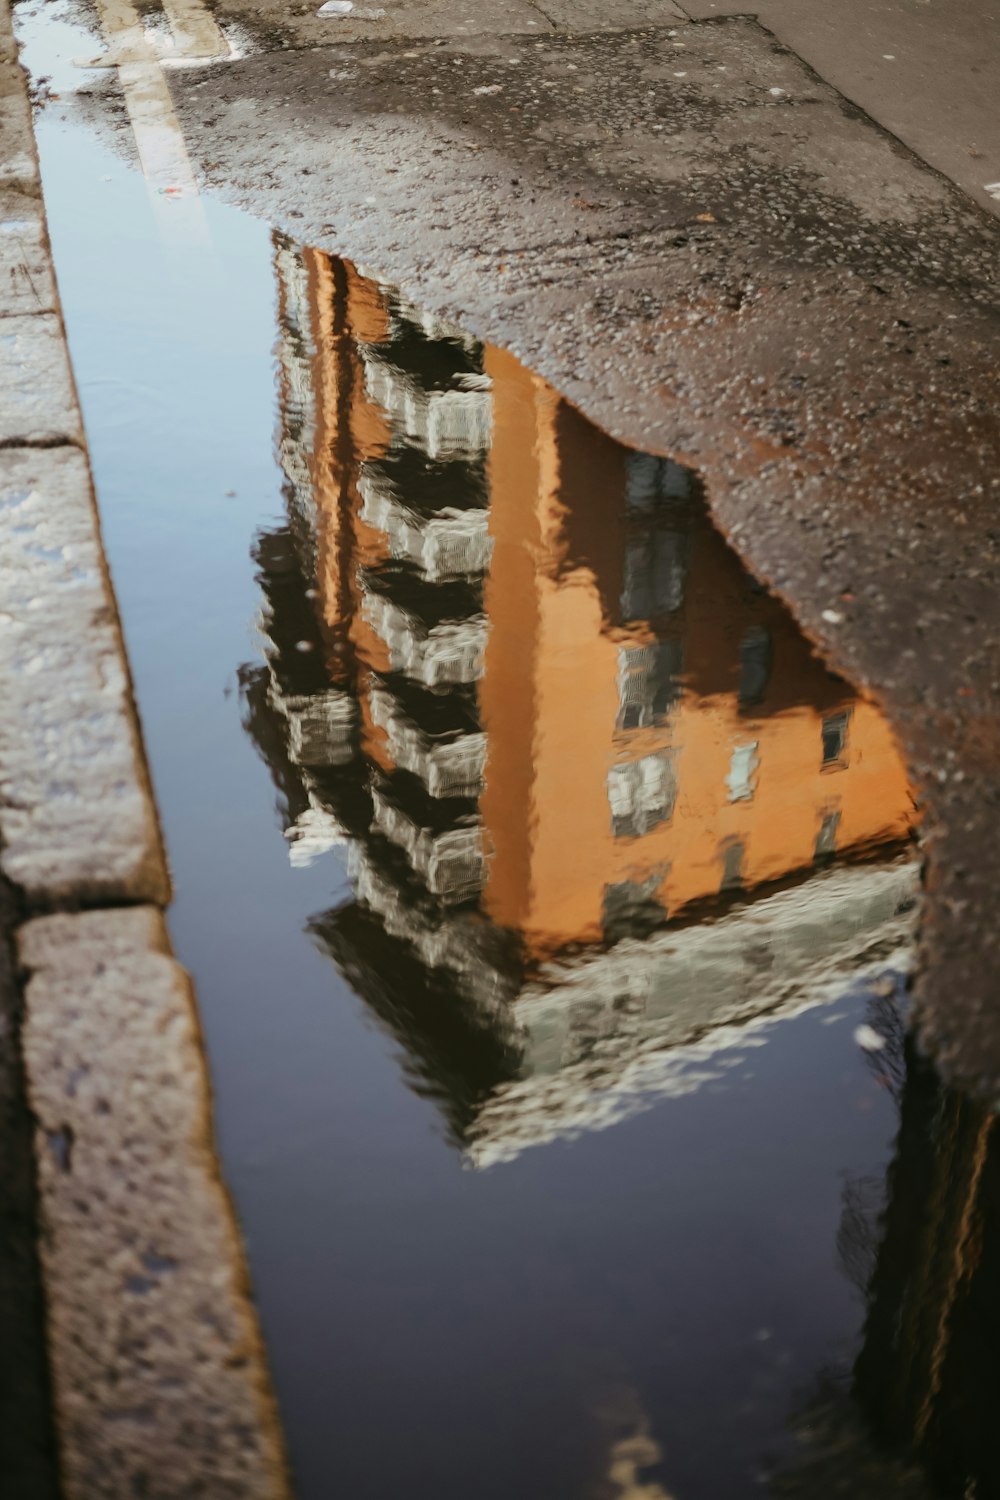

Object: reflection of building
[771,1037,1000,1500]
[247,234,920,1163]
[477,351,911,958]
[312,854,917,1166]
[851,1057,1000,1500]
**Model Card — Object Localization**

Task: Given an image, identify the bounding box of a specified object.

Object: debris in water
[822,609,844,624]
[473,84,503,96]
[984,181,1000,200]
[317,1,353,13]
[853,1025,887,1053]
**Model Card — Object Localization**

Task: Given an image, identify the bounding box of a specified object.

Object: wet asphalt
[55,5,1000,1096]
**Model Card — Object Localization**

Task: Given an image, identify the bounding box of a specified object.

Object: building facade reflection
[247,234,920,1164]
[853,1055,1000,1500]
[768,1027,1000,1500]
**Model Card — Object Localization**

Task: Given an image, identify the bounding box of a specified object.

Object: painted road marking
[84,0,231,238]
[116,57,202,196]
[159,0,230,62]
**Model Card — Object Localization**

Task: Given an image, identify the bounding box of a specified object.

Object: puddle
[258,238,919,1171]
[14,14,1000,1497]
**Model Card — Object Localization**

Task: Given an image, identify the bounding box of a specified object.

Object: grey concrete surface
[213,0,687,51]
[104,17,999,1093]
[0,312,80,442]
[0,185,57,315]
[0,445,169,906]
[0,58,40,182]
[538,0,688,27]
[19,906,292,1500]
[680,0,1000,220]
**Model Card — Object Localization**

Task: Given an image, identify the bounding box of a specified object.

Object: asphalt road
[685,0,1000,220]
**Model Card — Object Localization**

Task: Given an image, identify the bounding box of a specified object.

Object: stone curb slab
[0,184,57,316]
[0,445,169,905]
[19,906,291,1500]
[0,58,37,187]
[0,311,79,442]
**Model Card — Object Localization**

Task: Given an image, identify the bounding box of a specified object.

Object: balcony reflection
[244,234,920,1166]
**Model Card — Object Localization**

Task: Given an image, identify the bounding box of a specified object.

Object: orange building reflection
[253,235,922,1163]
[272,236,916,962]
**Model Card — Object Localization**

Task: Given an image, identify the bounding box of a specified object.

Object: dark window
[621,454,693,622]
[720,840,745,892]
[815,810,841,859]
[739,626,773,707]
[822,710,851,768]
[622,530,688,621]
[603,872,669,942]
[625,453,692,511]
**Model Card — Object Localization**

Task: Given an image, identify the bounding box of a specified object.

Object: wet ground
[13,2,1000,1497]
[20,0,1000,1098]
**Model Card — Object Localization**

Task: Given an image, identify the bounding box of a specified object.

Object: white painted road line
[160,0,231,59]
[85,0,223,238]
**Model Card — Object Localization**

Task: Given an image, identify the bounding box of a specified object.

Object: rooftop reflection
[244,233,920,1165]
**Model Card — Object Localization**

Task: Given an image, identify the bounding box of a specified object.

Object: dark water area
[17,13,1000,1496]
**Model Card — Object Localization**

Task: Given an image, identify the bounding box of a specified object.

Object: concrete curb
[19,909,291,1500]
[0,445,169,908]
[0,4,292,1494]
